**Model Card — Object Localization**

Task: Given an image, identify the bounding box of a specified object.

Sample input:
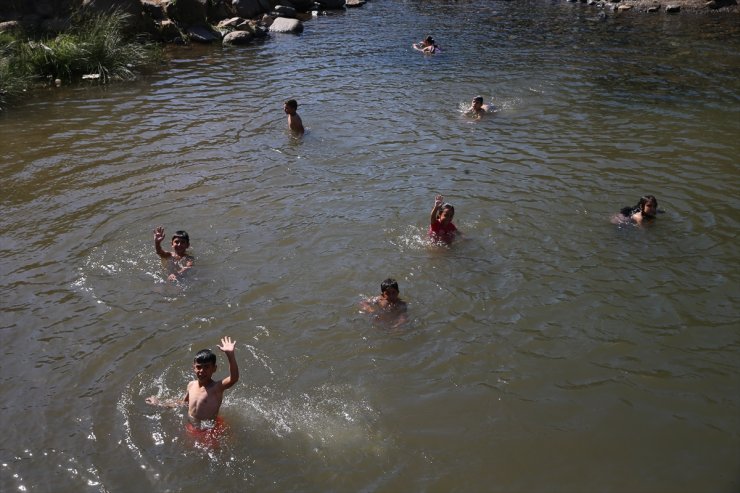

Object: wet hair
[285,99,298,110]
[438,203,455,220]
[621,195,658,217]
[172,230,189,244]
[473,96,484,105]
[194,349,216,365]
[381,278,399,294]
[424,35,435,45]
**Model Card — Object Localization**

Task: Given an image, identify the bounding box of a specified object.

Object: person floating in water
[360,278,408,329]
[146,336,239,432]
[284,99,304,135]
[429,194,459,244]
[413,35,440,54]
[153,226,194,281]
[466,96,491,119]
[612,195,659,226]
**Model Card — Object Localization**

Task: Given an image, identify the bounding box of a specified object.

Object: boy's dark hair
[172,230,190,243]
[285,99,298,109]
[473,96,484,105]
[194,349,216,365]
[381,278,399,293]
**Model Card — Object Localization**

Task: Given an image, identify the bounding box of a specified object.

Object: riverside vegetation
[0,10,160,111]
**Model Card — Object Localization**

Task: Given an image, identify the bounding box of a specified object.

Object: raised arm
[153,226,171,259]
[430,195,444,226]
[146,392,187,408]
[218,336,239,389]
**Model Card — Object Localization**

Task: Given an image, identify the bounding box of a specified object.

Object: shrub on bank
[0,9,160,111]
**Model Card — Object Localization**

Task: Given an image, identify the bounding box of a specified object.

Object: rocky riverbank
[0,0,367,48]
[1,0,737,49]
[559,0,738,13]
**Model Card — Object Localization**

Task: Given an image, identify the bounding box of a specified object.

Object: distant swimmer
[429,194,460,244]
[284,98,304,135]
[146,336,239,431]
[611,195,659,226]
[153,226,194,281]
[466,95,491,119]
[360,278,409,329]
[413,35,440,54]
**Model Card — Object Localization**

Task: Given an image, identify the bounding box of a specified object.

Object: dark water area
[1,0,739,491]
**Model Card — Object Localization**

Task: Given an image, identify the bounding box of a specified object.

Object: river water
[1,0,739,491]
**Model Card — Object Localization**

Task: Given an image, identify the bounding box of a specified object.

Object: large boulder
[268,16,302,32]
[187,24,221,42]
[317,0,345,9]
[232,0,265,17]
[165,0,208,26]
[223,29,254,44]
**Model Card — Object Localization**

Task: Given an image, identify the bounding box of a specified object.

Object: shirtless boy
[360,278,409,328]
[146,336,239,424]
[466,96,490,118]
[154,226,194,281]
[284,99,304,135]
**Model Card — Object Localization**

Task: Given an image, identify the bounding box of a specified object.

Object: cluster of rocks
[563,0,737,13]
[0,0,368,45]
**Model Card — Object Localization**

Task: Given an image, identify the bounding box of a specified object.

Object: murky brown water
[1,0,739,491]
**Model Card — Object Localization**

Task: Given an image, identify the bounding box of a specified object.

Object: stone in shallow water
[269,16,304,33]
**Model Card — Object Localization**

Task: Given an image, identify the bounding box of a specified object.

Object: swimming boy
[146,336,239,424]
[466,96,490,118]
[153,226,194,281]
[360,278,409,328]
[284,99,304,135]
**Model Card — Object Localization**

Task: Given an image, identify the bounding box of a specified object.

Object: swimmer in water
[413,35,440,54]
[360,278,408,329]
[284,98,304,135]
[466,96,491,119]
[153,226,194,281]
[146,336,239,428]
[612,195,659,226]
[429,194,459,244]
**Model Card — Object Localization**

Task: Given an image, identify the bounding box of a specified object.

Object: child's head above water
[437,203,455,224]
[380,278,400,303]
[638,195,658,216]
[381,278,399,294]
[172,230,190,244]
[194,348,216,365]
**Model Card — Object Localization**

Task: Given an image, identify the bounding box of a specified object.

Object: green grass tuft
[0,9,161,111]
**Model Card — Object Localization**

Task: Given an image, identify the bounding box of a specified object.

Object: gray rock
[0,20,22,33]
[141,0,165,20]
[157,18,184,42]
[647,5,660,11]
[232,0,264,18]
[666,4,680,11]
[317,0,345,9]
[269,16,303,33]
[165,0,208,26]
[217,16,246,28]
[187,24,221,42]
[223,29,254,44]
[273,5,297,17]
[345,0,366,7]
